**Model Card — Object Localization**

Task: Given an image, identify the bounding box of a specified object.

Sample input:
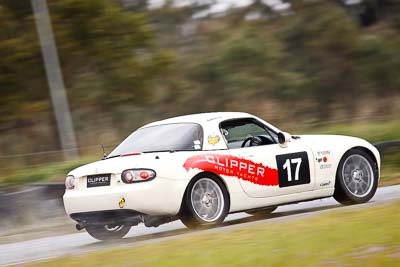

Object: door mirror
[278,132,291,147]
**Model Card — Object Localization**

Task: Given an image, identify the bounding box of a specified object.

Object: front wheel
[180,174,229,229]
[86,223,131,241]
[333,149,378,205]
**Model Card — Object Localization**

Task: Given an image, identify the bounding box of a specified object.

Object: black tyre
[333,148,378,205]
[246,206,277,217]
[86,223,131,241]
[180,174,230,229]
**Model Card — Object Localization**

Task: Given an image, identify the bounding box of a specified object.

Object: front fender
[299,135,380,188]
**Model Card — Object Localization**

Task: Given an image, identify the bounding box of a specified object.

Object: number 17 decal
[283,157,302,181]
[276,152,310,187]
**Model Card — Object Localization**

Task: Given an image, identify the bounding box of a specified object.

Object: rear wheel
[86,223,131,241]
[180,174,229,229]
[333,149,378,205]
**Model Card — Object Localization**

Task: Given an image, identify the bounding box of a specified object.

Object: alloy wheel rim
[342,154,374,197]
[191,178,224,222]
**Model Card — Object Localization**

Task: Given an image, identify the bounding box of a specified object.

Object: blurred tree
[49,0,171,107]
[0,0,172,153]
[279,1,361,121]
[357,30,400,113]
[154,0,400,122]
[358,0,400,27]
[182,24,284,111]
[0,0,48,130]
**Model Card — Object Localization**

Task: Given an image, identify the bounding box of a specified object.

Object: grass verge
[26,201,400,267]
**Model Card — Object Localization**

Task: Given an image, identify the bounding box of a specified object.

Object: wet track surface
[1,185,399,266]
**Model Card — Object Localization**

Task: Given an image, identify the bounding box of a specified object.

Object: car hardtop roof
[142,112,254,128]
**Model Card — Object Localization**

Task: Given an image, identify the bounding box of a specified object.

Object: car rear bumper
[63,177,188,216]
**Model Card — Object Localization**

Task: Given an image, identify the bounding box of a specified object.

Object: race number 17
[276,152,310,187]
[282,158,302,181]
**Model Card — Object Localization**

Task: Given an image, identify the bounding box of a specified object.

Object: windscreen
[108,123,203,156]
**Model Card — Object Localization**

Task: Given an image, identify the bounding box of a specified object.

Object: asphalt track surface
[1,185,399,266]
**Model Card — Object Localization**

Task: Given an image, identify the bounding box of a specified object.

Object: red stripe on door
[183,154,278,186]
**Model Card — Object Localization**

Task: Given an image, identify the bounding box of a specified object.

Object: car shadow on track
[80,203,342,248]
[223,204,342,227]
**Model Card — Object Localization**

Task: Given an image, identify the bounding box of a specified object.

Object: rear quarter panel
[153,151,245,194]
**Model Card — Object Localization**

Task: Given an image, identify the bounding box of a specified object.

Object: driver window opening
[220,118,277,149]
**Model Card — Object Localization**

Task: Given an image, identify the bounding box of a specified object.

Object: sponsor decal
[316,156,328,163]
[207,116,222,121]
[320,163,332,169]
[183,154,278,186]
[317,150,330,156]
[320,180,331,187]
[87,174,111,187]
[193,140,201,150]
[207,134,220,145]
[87,176,109,183]
[316,151,332,169]
[119,197,126,208]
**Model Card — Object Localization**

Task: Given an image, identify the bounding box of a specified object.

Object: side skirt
[229,188,335,213]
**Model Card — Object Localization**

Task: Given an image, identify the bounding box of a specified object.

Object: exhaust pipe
[76,223,86,231]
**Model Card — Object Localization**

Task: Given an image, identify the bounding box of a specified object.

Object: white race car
[63,112,380,240]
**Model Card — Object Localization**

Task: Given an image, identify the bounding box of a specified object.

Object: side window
[220,119,277,149]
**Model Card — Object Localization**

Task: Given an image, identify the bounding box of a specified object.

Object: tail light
[121,169,156,183]
[65,175,75,190]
